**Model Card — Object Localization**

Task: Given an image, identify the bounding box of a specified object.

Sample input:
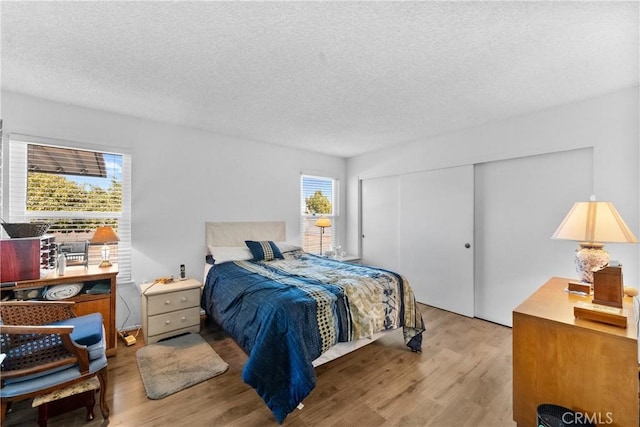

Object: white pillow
[274,242,303,253]
[208,246,253,264]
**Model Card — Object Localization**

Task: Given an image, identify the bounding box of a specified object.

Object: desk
[513,277,638,427]
[1,265,118,356]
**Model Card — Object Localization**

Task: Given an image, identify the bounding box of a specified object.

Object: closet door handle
[465,243,471,249]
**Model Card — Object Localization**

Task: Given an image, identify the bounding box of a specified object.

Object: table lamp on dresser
[551,196,637,284]
[90,226,120,268]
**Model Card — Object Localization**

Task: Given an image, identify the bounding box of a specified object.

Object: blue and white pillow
[245,240,284,261]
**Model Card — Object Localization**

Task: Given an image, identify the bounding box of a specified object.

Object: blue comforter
[201,250,424,423]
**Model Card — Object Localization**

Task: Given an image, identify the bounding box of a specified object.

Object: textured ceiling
[1,1,638,158]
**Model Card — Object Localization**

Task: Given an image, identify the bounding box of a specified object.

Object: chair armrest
[0,324,90,379]
[51,313,104,346]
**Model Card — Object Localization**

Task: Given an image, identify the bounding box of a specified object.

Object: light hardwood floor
[4,304,516,426]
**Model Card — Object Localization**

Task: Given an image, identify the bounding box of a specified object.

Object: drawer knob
[180,297,187,302]
[181,316,186,321]
[165,320,171,324]
[165,300,171,305]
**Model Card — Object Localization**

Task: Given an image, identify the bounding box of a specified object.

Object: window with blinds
[300,174,337,254]
[9,137,132,282]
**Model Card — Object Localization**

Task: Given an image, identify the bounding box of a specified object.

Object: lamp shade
[315,217,332,228]
[551,201,637,244]
[90,226,120,245]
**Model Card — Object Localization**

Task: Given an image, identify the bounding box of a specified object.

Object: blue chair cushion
[51,313,103,347]
[0,354,107,398]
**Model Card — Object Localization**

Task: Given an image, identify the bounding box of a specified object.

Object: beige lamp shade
[90,226,120,244]
[315,217,332,228]
[551,201,637,244]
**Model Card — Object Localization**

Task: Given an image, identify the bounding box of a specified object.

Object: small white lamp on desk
[90,226,120,268]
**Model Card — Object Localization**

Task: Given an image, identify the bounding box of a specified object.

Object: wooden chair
[0,301,109,425]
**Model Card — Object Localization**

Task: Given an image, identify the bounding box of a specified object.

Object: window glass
[9,139,131,281]
[300,175,336,254]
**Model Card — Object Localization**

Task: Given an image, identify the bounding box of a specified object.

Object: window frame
[300,174,339,254]
[8,134,132,282]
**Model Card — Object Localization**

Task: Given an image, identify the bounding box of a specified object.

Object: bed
[201,221,425,423]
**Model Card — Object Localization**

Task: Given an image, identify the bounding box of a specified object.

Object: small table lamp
[315,217,331,256]
[551,197,637,283]
[90,226,120,268]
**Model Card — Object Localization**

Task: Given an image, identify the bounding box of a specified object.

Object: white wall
[347,87,639,296]
[2,87,638,329]
[1,91,346,330]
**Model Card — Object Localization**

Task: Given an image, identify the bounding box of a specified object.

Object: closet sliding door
[474,148,593,326]
[361,148,592,325]
[399,165,474,317]
[361,175,400,272]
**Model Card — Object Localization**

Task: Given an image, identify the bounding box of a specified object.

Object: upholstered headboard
[205,221,286,250]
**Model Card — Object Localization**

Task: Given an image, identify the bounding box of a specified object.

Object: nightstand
[140,278,202,345]
[335,254,361,263]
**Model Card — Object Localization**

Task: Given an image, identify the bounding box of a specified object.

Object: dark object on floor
[537,404,595,427]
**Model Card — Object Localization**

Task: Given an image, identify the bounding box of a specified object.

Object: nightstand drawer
[147,306,201,336]
[147,288,200,316]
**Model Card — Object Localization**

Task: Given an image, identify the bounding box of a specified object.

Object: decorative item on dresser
[58,241,89,268]
[591,264,624,308]
[551,196,638,284]
[89,226,120,268]
[140,277,202,345]
[0,220,51,238]
[512,277,638,427]
[1,235,57,284]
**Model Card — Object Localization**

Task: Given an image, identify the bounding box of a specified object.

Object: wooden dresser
[1,265,119,356]
[513,276,638,427]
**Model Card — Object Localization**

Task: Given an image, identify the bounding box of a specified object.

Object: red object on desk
[0,238,40,282]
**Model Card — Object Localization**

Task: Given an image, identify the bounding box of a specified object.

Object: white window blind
[9,137,132,282]
[300,174,338,254]
[0,121,3,218]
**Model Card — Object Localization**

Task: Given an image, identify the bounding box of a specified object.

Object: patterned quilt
[201,250,424,423]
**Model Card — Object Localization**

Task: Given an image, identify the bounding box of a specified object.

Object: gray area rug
[136,333,228,399]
